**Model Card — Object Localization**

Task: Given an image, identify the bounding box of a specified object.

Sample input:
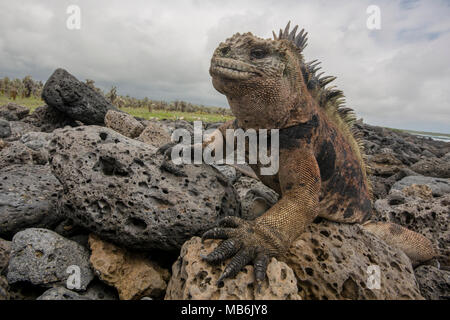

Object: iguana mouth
[210,58,259,80]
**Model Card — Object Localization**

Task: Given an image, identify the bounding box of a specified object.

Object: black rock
[37,287,91,300]
[0,164,62,238]
[0,119,11,138]
[48,125,241,250]
[0,238,10,276]
[7,228,94,290]
[0,103,29,121]
[0,276,8,300]
[414,265,450,300]
[41,68,117,125]
[24,105,78,132]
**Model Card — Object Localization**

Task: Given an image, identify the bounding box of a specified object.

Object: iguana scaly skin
[196,22,436,285]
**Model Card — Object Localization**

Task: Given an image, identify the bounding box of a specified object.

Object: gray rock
[354,122,450,159]
[81,281,119,300]
[410,157,450,178]
[163,120,194,136]
[23,105,77,132]
[422,150,435,158]
[414,265,450,300]
[4,121,39,142]
[379,147,394,155]
[37,282,118,300]
[287,221,423,300]
[37,287,91,300]
[212,164,238,184]
[20,131,51,151]
[0,119,11,138]
[386,191,405,205]
[367,153,403,177]
[0,276,9,300]
[7,228,94,290]
[374,194,450,268]
[0,103,29,121]
[443,153,450,162]
[42,68,117,125]
[19,131,52,164]
[165,237,301,300]
[367,167,422,201]
[48,126,241,250]
[136,121,172,148]
[105,109,144,138]
[0,238,11,275]
[391,175,450,197]
[369,175,389,200]
[0,165,62,238]
[0,141,46,169]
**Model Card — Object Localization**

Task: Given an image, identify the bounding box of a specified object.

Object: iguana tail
[361,221,436,267]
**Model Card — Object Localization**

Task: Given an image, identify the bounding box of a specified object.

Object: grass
[0,95,234,123]
[119,107,233,123]
[0,95,43,112]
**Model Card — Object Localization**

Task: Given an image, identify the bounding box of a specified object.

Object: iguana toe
[217,216,242,228]
[217,248,254,284]
[201,238,241,263]
[201,216,277,286]
[201,227,235,241]
[254,252,270,285]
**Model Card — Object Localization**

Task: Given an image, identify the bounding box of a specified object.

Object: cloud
[0,0,448,132]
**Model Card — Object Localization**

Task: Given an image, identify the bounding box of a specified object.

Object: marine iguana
[169,22,437,286]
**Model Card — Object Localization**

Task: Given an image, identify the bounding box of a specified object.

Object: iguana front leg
[202,146,321,285]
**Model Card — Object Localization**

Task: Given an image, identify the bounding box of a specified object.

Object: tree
[2,77,11,95]
[85,79,103,95]
[22,75,34,98]
[9,87,18,100]
[106,86,118,104]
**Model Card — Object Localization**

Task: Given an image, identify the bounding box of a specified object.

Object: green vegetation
[0,95,43,112]
[119,107,233,122]
[0,94,233,123]
[0,75,44,112]
[0,75,234,123]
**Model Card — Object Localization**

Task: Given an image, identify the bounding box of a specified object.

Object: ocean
[412,133,450,142]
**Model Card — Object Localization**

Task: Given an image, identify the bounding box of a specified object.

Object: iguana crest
[274,21,370,189]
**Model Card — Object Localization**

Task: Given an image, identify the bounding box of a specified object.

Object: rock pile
[0,69,448,300]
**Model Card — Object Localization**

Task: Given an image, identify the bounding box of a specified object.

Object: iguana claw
[201,216,273,286]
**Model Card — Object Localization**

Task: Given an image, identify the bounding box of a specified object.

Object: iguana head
[209,22,310,129]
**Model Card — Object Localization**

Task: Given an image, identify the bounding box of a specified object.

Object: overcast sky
[0,0,449,132]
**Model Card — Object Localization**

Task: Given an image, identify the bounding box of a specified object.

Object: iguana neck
[228,81,319,130]
[283,85,319,128]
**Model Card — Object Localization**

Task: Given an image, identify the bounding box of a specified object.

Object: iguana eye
[220,46,230,55]
[250,48,268,59]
